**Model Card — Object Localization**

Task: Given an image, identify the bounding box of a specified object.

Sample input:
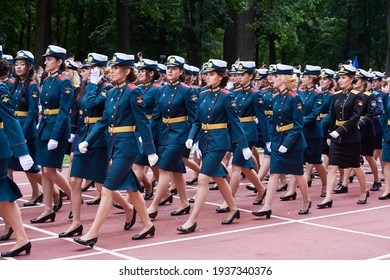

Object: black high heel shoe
[148,211,158,219]
[251,209,272,219]
[53,191,63,212]
[30,212,56,223]
[317,200,333,209]
[74,237,98,248]
[1,242,31,257]
[276,183,288,192]
[253,190,267,205]
[159,194,173,206]
[170,188,178,195]
[171,205,191,216]
[86,198,101,205]
[357,191,369,204]
[0,228,13,241]
[221,209,240,225]
[280,192,297,201]
[177,223,197,234]
[245,184,258,193]
[124,209,137,230]
[215,206,230,213]
[378,193,390,200]
[81,181,95,192]
[59,224,83,238]
[144,190,154,200]
[23,193,43,207]
[186,178,198,185]
[132,225,155,240]
[298,201,312,215]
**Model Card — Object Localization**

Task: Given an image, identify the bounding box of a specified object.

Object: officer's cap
[202,59,227,73]
[372,71,384,81]
[109,53,135,67]
[15,50,34,64]
[273,64,294,75]
[137,59,158,71]
[165,55,185,68]
[157,63,166,74]
[320,68,335,79]
[66,59,79,70]
[294,68,302,78]
[84,53,108,67]
[0,45,2,59]
[255,68,268,80]
[355,69,372,81]
[338,64,356,76]
[192,66,200,75]
[333,72,340,80]
[230,64,239,74]
[268,64,277,74]
[3,54,13,65]
[184,64,193,75]
[236,61,256,74]
[303,65,321,76]
[42,45,67,60]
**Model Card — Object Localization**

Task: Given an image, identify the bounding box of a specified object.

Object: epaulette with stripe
[314,88,321,93]
[288,90,297,97]
[351,89,360,94]
[363,91,372,96]
[127,83,136,90]
[250,87,258,93]
[199,88,210,95]
[9,77,15,83]
[29,80,37,85]
[57,74,66,81]
[152,83,160,88]
[221,88,230,94]
[335,90,342,94]
[180,82,190,88]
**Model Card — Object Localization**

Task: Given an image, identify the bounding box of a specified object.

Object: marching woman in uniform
[379,77,390,200]
[0,58,34,257]
[31,45,73,223]
[252,64,311,219]
[317,65,367,208]
[216,61,269,212]
[146,55,196,219]
[74,53,158,247]
[7,50,43,207]
[179,59,250,233]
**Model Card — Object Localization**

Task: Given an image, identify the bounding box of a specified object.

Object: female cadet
[379,77,390,200]
[146,55,196,219]
[7,50,42,206]
[179,59,251,233]
[317,65,367,208]
[133,59,161,200]
[216,61,269,212]
[31,45,73,224]
[0,58,34,257]
[252,64,311,218]
[282,65,327,199]
[74,53,158,247]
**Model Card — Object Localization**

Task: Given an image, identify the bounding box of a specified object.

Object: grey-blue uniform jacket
[37,70,73,141]
[2,76,16,91]
[298,87,323,139]
[85,81,155,159]
[151,80,197,145]
[356,91,375,138]
[233,84,270,144]
[270,88,306,151]
[188,85,248,152]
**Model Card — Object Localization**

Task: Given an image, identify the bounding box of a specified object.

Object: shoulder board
[192,85,200,89]
[314,89,321,93]
[29,80,37,85]
[152,83,160,88]
[199,89,210,95]
[9,77,15,83]
[288,90,297,97]
[127,83,136,90]
[351,90,359,95]
[329,90,335,95]
[180,82,190,88]
[57,74,66,81]
[233,88,241,92]
[335,90,342,94]
[220,88,230,95]
[363,91,372,96]
[250,88,258,93]
[103,82,110,87]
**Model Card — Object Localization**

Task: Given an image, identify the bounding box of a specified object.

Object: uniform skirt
[231,143,255,169]
[270,148,304,175]
[374,132,383,149]
[157,144,186,173]
[70,147,108,184]
[199,150,228,177]
[382,139,390,162]
[104,157,141,192]
[8,137,41,173]
[0,159,23,202]
[36,139,68,169]
[329,141,361,168]
[321,137,330,155]
[303,138,323,164]
[360,136,374,156]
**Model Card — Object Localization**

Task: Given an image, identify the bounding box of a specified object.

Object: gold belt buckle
[108,126,114,134]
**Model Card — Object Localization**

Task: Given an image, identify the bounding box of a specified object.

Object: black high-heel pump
[59,224,83,238]
[298,201,312,215]
[132,225,155,240]
[317,200,333,209]
[23,193,43,207]
[253,190,267,205]
[251,209,272,219]
[124,209,137,230]
[357,191,369,204]
[0,228,13,241]
[221,210,240,225]
[74,237,98,248]
[280,192,297,201]
[177,223,197,234]
[53,191,64,212]
[1,242,31,257]
[171,205,191,216]
[159,194,173,206]
[30,212,56,223]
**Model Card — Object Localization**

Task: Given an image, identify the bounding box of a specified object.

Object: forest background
[0,0,389,74]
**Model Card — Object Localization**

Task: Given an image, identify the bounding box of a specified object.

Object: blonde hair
[67,69,80,87]
[280,74,298,90]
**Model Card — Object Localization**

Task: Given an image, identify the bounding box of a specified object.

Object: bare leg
[127,191,153,235]
[319,165,338,204]
[256,173,280,211]
[353,166,367,200]
[147,169,172,213]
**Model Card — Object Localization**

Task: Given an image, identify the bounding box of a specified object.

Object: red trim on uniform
[9,77,15,83]
[58,74,66,81]
[287,90,297,97]
[152,83,161,88]
[314,89,321,93]
[127,83,136,90]
[180,82,190,88]
[250,88,258,93]
[220,88,230,94]
[29,80,37,85]
[199,89,209,95]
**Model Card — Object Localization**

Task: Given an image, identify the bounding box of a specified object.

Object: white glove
[185,139,193,149]
[329,131,339,138]
[138,136,142,144]
[90,67,103,84]
[326,139,331,146]
[148,153,159,166]
[68,133,75,143]
[278,145,288,153]
[255,118,259,124]
[47,139,58,150]
[193,141,202,158]
[78,141,89,153]
[19,155,34,171]
[242,147,253,160]
[266,142,271,153]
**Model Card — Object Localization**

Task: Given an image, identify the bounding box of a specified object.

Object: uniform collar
[50,70,61,78]
[280,88,289,95]
[143,81,152,87]
[168,80,180,86]
[210,85,221,92]
[234,83,242,89]
[116,80,127,89]
[322,88,329,93]
[307,86,315,92]
[243,84,251,91]
[2,77,9,83]
[342,86,353,94]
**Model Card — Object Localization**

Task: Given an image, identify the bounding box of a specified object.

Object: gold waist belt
[162,115,188,124]
[108,126,136,135]
[201,123,228,130]
[275,123,294,132]
[335,120,346,126]
[43,108,59,115]
[239,116,256,122]
[14,111,28,117]
[84,116,102,124]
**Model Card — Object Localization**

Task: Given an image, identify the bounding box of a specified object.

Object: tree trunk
[182,0,202,65]
[34,0,51,67]
[268,33,277,64]
[386,0,390,75]
[116,0,130,53]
